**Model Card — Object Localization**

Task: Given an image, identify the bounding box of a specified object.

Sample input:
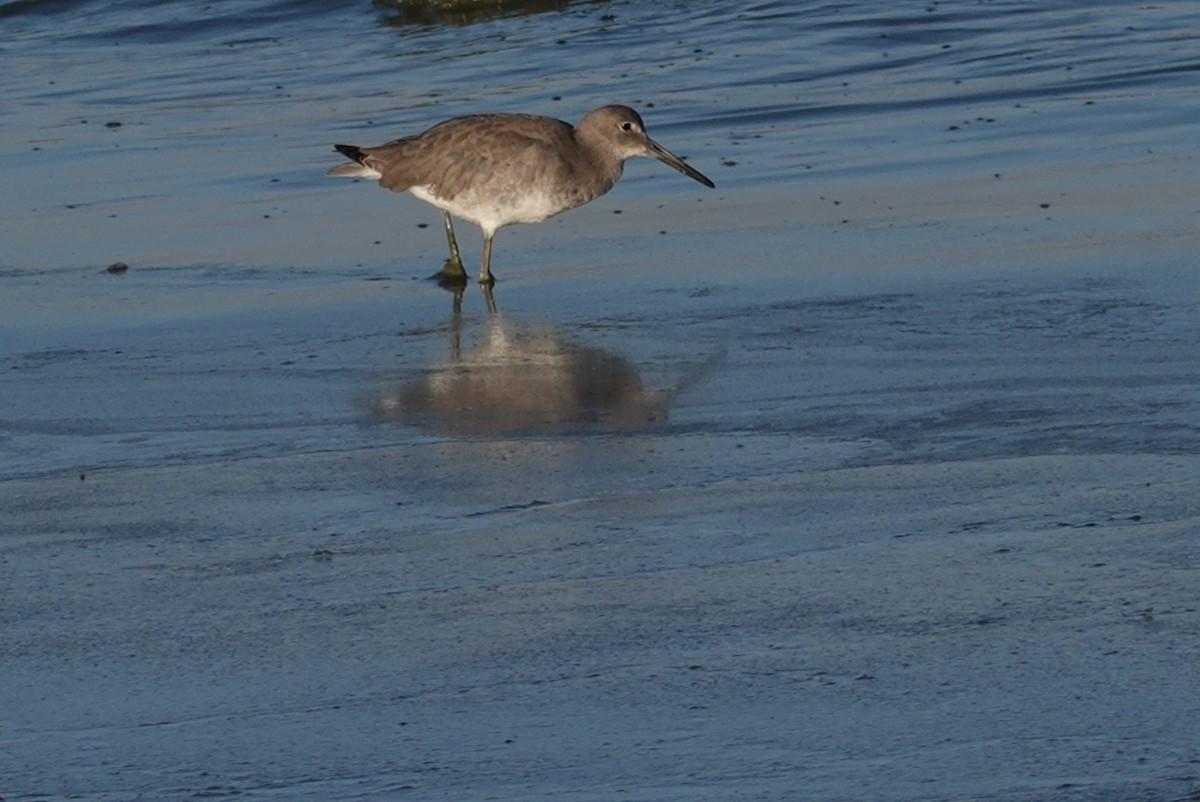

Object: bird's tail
[326,144,382,178]
[333,144,366,162]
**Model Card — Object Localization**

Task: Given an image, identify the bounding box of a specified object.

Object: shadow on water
[372,0,577,27]
[363,282,669,435]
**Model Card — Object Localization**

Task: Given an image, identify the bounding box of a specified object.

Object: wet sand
[5,168,1200,800]
[4,1,1200,800]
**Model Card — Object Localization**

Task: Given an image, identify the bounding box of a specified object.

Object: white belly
[410,185,571,234]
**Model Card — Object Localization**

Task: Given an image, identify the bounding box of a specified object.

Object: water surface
[3,1,1199,801]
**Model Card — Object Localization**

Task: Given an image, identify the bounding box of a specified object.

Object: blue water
[3,0,1198,273]
[3,2,1200,801]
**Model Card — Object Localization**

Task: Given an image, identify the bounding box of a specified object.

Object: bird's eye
[620,121,634,132]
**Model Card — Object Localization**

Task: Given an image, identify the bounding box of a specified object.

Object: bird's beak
[645,139,715,188]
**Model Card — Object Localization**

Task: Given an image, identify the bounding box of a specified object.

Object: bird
[326,105,715,284]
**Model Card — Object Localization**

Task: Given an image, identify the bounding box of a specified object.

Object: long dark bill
[646,139,716,188]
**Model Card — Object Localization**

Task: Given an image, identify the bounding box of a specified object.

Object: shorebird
[327,105,714,284]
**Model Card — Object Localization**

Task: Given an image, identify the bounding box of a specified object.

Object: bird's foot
[431,257,468,290]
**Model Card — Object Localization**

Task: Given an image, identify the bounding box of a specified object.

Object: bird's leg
[478,231,495,286]
[448,285,464,362]
[480,277,498,316]
[442,210,463,266]
[431,210,467,288]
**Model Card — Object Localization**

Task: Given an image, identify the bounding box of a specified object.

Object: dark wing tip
[333,143,365,163]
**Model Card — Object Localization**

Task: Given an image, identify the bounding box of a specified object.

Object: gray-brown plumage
[327,105,714,284]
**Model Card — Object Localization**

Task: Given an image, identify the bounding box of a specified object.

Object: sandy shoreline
[6,444,1198,800]
[5,240,1199,799]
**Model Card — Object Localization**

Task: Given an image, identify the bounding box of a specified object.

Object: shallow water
[4,0,1199,272]
[3,1,1200,800]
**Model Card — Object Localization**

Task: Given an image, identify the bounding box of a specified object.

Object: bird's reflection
[365,284,668,435]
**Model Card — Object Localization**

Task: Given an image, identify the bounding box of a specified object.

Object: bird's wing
[363,115,577,200]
